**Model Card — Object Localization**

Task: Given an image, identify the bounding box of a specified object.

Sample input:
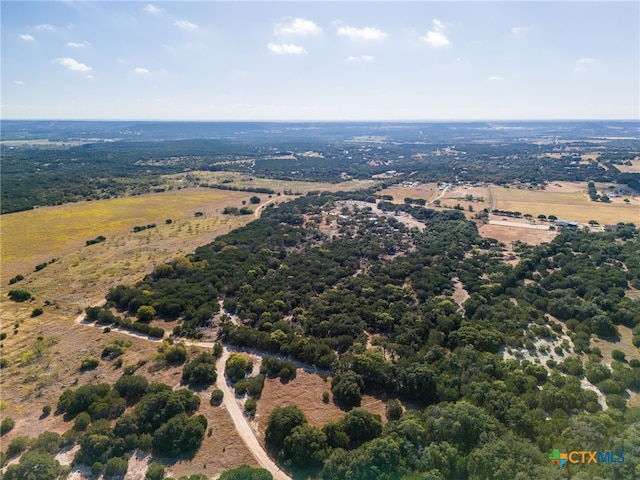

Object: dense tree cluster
[96,191,640,478]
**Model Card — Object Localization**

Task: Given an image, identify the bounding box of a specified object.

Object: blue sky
[2,1,638,120]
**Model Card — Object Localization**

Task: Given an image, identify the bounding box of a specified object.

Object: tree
[265,405,307,451]
[211,389,224,406]
[281,424,328,469]
[250,196,261,204]
[8,289,31,302]
[136,305,156,323]
[340,408,383,449]
[219,465,273,480]
[104,457,129,478]
[1,417,15,435]
[3,450,66,480]
[385,399,403,421]
[331,370,364,409]
[146,462,165,480]
[182,353,217,386]
[225,353,253,383]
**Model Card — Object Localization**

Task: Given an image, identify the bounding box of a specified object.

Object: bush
[42,405,52,417]
[182,353,217,386]
[611,349,626,362]
[606,394,627,409]
[7,436,30,457]
[80,356,99,370]
[8,289,31,302]
[104,456,129,478]
[146,462,165,480]
[385,399,403,421]
[245,399,257,417]
[219,465,273,480]
[8,274,24,285]
[1,417,16,435]
[210,389,224,406]
[225,353,253,383]
[74,412,91,431]
[91,462,104,476]
[31,307,44,317]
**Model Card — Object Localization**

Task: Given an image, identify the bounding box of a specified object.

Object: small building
[555,219,578,228]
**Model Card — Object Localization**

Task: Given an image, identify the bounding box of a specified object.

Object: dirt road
[215,349,291,480]
[75,315,290,480]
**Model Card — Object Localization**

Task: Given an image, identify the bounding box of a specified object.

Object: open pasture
[165,170,377,195]
[489,183,639,225]
[0,188,252,285]
[379,183,439,204]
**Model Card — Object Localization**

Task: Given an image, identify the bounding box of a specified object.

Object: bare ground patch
[478,223,558,246]
[256,370,387,437]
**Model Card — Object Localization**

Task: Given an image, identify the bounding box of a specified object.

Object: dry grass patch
[382,183,439,204]
[489,184,639,224]
[256,370,387,438]
[164,171,376,195]
[478,223,558,246]
[613,158,640,173]
[0,188,252,284]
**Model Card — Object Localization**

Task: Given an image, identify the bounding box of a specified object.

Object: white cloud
[488,75,502,81]
[511,26,529,36]
[346,55,375,62]
[420,19,450,47]
[20,34,35,42]
[134,67,150,74]
[337,25,388,41]
[54,57,92,72]
[144,4,163,15]
[267,43,307,55]
[275,17,321,36]
[174,20,198,30]
[35,24,55,31]
[14,80,25,85]
[67,41,90,48]
[574,58,595,73]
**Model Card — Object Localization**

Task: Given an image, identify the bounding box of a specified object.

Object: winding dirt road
[75,315,290,480]
[215,349,290,480]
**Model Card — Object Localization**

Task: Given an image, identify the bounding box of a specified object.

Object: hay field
[0,188,251,286]
[614,159,640,173]
[165,170,377,195]
[382,183,439,203]
[489,184,639,224]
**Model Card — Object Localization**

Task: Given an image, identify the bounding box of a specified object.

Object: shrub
[8,289,31,302]
[91,462,104,476]
[8,274,24,285]
[80,356,99,370]
[74,412,91,431]
[7,436,30,457]
[225,353,253,383]
[182,353,217,386]
[146,462,165,480]
[386,399,403,421]
[611,350,626,362]
[322,391,330,403]
[606,394,627,409]
[31,307,44,317]
[245,399,257,417]
[42,405,52,417]
[1,417,16,435]
[104,456,129,478]
[210,389,224,406]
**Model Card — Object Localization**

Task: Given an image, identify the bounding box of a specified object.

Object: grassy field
[1,188,253,284]
[0,175,375,477]
[165,170,377,195]
[490,183,639,224]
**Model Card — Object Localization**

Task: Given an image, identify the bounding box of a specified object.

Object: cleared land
[0,176,373,478]
[479,223,558,246]
[164,171,377,195]
[613,158,640,173]
[489,182,639,225]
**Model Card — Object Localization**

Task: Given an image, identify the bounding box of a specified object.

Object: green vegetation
[181,353,217,386]
[219,465,273,480]
[1,417,16,435]
[225,353,253,383]
[7,289,31,302]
